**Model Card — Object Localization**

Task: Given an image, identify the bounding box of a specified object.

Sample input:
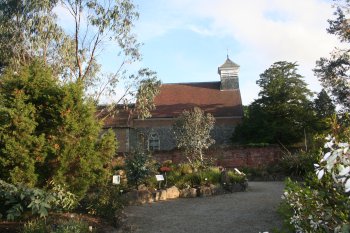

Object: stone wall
[129,123,238,152]
[152,146,283,168]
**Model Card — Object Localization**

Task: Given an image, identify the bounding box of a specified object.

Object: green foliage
[179,163,193,175]
[281,176,350,232]
[52,219,90,233]
[0,61,116,201]
[22,218,92,233]
[49,181,77,212]
[0,0,160,118]
[135,74,161,119]
[125,149,154,188]
[233,61,315,146]
[201,167,222,184]
[184,173,202,187]
[314,89,336,119]
[279,151,320,179]
[23,218,47,233]
[226,170,246,184]
[0,180,55,220]
[173,107,215,168]
[80,183,124,224]
[279,134,350,232]
[314,1,350,111]
[0,0,67,70]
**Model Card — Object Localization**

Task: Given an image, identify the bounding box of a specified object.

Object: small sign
[234,168,242,175]
[155,174,164,181]
[112,175,120,184]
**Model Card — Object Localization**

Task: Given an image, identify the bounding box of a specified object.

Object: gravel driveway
[123,182,285,233]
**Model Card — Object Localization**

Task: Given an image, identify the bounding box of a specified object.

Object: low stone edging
[124,182,248,205]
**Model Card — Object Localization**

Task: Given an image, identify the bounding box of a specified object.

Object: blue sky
[131,0,340,105]
[56,0,340,105]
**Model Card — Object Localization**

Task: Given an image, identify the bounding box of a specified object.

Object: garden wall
[152,146,284,168]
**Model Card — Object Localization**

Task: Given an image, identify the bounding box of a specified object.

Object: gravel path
[123,182,285,233]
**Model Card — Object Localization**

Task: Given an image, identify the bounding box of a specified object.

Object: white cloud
[141,0,340,104]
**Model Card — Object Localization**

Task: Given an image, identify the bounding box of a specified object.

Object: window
[148,131,160,151]
[137,132,146,150]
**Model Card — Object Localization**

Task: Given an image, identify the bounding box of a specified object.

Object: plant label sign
[155,174,164,181]
[112,175,120,184]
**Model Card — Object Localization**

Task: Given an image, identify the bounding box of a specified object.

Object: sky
[56,0,341,105]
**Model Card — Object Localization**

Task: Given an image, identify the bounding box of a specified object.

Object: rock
[231,183,244,192]
[137,184,148,191]
[180,188,197,198]
[159,189,167,201]
[138,190,153,204]
[210,184,225,195]
[166,186,180,199]
[199,186,212,197]
[152,190,167,201]
[124,190,138,205]
[124,189,153,205]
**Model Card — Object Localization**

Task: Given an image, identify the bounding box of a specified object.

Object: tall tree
[0,0,160,117]
[233,61,314,145]
[0,61,116,200]
[314,89,336,118]
[173,107,215,169]
[314,0,350,111]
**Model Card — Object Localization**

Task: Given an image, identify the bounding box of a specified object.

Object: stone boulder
[124,189,153,205]
[138,190,153,204]
[152,189,167,201]
[166,186,180,199]
[199,186,212,197]
[209,184,225,195]
[180,188,198,198]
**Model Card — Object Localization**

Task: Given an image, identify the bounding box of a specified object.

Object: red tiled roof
[151,82,243,118]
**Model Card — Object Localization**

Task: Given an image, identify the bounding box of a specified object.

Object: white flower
[345,178,350,192]
[316,169,325,180]
[339,166,350,176]
[322,152,331,162]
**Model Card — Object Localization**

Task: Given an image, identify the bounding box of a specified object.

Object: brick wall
[152,146,283,168]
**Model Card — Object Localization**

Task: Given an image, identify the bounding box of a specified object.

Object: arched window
[148,131,160,151]
[137,132,146,150]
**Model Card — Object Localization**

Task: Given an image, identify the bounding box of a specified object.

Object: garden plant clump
[123,154,247,196]
[280,136,350,232]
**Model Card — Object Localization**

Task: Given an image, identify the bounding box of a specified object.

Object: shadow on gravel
[122,182,285,233]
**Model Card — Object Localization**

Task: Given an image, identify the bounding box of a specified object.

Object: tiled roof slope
[151,82,243,118]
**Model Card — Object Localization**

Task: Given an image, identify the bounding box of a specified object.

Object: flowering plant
[280,136,350,233]
[315,135,350,193]
[159,166,171,173]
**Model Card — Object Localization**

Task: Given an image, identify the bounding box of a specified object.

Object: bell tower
[218,56,240,90]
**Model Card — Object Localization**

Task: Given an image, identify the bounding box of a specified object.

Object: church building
[102,57,244,153]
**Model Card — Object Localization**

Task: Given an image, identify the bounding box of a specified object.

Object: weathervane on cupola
[218,52,240,91]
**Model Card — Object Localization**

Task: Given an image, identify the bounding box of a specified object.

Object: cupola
[218,56,240,90]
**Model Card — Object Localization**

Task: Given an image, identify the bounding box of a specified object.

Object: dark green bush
[80,183,124,224]
[200,167,221,184]
[125,149,154,188]
[279,151,320,178]
[0,180,55,220]
[0,180,78,221]
[227,170,246,184]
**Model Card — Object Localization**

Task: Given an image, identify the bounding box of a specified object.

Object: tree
[0,0,160,118]
[0,61,116,200]
[173,107,215,168]
[314,0,350,111]
[314,89,336,118]
[233,61,315,145]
